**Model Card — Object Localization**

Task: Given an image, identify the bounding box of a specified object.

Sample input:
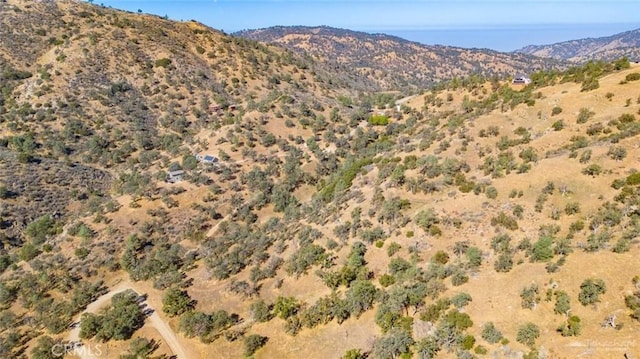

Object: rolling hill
[1,1,640,359]
[517,27,640,62]
[235,26,563,91]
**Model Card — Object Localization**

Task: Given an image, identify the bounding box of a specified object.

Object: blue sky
[96,1,640,50]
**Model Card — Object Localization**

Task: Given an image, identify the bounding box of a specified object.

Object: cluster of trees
[179,309,239,343]
[79,290,145,341]
[120,234,190,289]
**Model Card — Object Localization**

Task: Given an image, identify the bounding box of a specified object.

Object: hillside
[517,28,640,62]
[235,26,563,91]
[1,1,640,359]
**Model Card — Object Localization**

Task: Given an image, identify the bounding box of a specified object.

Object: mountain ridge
[516,27,640,62]
[235,25,563,90]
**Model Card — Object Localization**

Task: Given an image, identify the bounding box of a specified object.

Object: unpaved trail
[67,281,188,359]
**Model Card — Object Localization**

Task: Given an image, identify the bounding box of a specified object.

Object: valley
[1,0,640,358]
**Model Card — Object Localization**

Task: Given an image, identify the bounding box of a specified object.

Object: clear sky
[96,0,640,51]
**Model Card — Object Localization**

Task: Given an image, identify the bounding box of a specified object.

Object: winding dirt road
[67,281,188,359]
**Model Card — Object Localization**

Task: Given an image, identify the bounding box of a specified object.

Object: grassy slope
[1,0,640,358]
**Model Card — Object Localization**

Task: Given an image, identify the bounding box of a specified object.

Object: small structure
[166,170,185,183]
[196,154,218,164]
[513,75,531,85]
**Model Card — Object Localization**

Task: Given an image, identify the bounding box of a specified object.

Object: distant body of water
[370,23,640,52]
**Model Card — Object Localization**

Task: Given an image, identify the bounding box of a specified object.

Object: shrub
[626,172,640,186]
[576,108,595,124]
[625,73,640,81]
[25,215,58,245]
[19,243,40,262]
[558,315,581,336]
[490,211,518,230]
[625,285,640,320]
[368,114,389,126]
[379,274,396,287]
[552,120,564,131]
[273,297,301,320]
[565,202,580,215]
[155,58,172,68]
[494,253,513,273]
[581,77,599,91]
[531,237,554,262]
[551,106,563,116]
[607,146,627,161]
[520,284,540,309]
[75,247,90,259]
[250,300,272,322]
[244,334,268,356]
[582,164,602,177]
[516,322,540,347]
[578,279,606,306]
[481,322,503,344]
[451,293,472,308]
[432,250,449,264]
[342,349,364,359]
[387,242,401,257]
[554,291,571,315]
[485,186,498,199]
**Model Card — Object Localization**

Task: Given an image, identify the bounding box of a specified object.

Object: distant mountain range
[235,26,561,90]
[236,26,640,89]
[516,28,640,62]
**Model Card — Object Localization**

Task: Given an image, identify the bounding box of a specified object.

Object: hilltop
[517,27,640,62]
[235,26,562,91]
[1,1,640,359]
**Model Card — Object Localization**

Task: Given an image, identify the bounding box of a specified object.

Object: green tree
[342,349,364,359]
[494,252,513,273]
[582,164,602,177]
[345,280,377,318]
[554,291,571,316]
[162,287,194,317]
[80,290,145,342]
[576,108,595,123]
[119,337,159,359]
[558,315,581,337]
[578,279,606,306]
[25,215,57,245]
[531,236,554,262]
[182,154,198,170]
[79,312,102,339]
[415,337,440,359]
[244,334,268,356]
[520,284,540,310]
[249,299,272,322]
[481,322,503,344]
[179,311,213,339]
[30,335,59,359]
[372,328,414,359]
[516,322,540,347]
[273,296,300,319]
[415,208,439,232]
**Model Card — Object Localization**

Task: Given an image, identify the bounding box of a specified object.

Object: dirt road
[67,281,188,359]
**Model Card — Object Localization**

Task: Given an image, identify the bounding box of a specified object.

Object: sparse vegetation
[0,4,638,357]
